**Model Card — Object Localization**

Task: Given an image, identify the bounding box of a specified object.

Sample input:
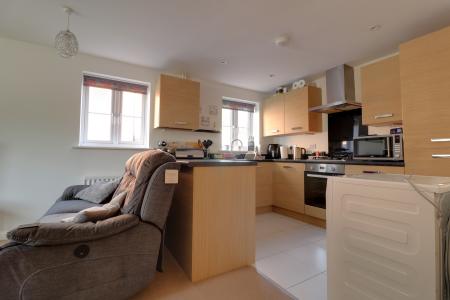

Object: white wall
[0,37,264,236]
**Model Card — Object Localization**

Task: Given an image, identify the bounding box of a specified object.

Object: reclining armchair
[0,150,180,300]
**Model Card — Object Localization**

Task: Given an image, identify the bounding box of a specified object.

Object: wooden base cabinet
[400,26,450,176]
[272,163,305,213]
[361,55,402,126]
[255,163,273,209]
[345,165,405,175]
[166,165,255,282]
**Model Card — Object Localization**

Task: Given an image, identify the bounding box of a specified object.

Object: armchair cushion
[57,185,89,201]
[44,200,101,216]
[113,149,175,214]
[7,214,139,246]
[75,180,120,204]
[67,191,127,223]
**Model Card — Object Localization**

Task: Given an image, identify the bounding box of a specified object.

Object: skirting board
[272,206,326,229]
[256,206,272,214]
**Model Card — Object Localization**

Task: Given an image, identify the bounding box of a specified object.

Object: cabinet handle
[374,113,393,119]
[271,129,280,133]
[282,165,292,169]
[431,138,450,142]
[174,121,188,125]
[432,154,450,158]
[307,174,329,178]
[291,126,303,130]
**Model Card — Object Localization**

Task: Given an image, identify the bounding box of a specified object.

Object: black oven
[304,163,345,209]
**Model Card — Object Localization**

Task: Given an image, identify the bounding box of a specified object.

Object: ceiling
[1,0,450,92]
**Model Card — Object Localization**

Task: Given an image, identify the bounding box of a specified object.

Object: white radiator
[84,175,121,185]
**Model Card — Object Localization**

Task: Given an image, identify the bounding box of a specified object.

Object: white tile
[255,212,328,294]
[288,272,327,300]
[255,247,325,289]
[285,243,327,272]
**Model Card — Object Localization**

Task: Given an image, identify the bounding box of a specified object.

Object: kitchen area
[156,24,450,300]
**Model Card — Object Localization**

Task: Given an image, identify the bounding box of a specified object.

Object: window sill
[74,145,150,151]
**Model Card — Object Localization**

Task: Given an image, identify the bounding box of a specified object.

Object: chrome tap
[231,139,243,151]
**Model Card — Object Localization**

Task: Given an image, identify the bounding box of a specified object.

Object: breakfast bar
[166,160,257,282]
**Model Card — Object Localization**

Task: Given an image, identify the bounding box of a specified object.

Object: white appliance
[280,146,289,159]
[326,174,450,300]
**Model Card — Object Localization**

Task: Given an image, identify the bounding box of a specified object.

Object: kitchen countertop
[178,158,404,167]
[259,159,405,167]
[177,159,258,167]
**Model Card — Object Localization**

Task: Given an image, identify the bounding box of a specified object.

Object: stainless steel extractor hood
[309,64,361,113]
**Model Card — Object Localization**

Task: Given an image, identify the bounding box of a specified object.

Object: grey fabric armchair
[0,150,180,300]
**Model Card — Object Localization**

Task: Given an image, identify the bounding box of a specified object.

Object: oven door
[353,136,393,160]
[304,172,341,209]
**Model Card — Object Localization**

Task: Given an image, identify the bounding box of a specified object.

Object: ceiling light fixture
[55,6,79,58]
[274,35,290,47]
[369,24,382,32]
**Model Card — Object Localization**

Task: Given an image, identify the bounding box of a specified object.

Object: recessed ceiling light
[219,58,228,64]
[369,24,382,32]
[269,74,275,78]
[274,35,290,47]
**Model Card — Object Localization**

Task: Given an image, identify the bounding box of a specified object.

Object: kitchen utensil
[292,147,304,160]
[266,144,280,159]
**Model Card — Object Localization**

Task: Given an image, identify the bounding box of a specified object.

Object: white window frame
[79,73,150,149]
[221,98,258,152]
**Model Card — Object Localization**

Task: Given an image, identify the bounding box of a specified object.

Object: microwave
[353,134,403,161]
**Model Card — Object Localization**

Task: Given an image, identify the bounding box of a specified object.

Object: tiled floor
[255,212,327,300]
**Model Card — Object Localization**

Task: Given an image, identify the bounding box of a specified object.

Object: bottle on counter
[248,136,255,151]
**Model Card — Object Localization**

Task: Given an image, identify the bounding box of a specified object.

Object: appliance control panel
[392,134,403,159]
[305,163,345,174]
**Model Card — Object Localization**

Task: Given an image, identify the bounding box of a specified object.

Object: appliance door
[353,136,393,159]
[304,172,341,209]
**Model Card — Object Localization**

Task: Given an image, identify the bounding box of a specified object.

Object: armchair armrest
[56,185,90,201]
[7,214,139,246]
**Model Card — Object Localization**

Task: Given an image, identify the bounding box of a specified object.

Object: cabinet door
[361,55,402,126]
[273,163,305,213]
[284,88,309,134]
[345,165,404,175]
[400,26,450,176]
[263,94,284,136]
[255,163,273,208]
[284,86,322,134]
[156,74,200,130]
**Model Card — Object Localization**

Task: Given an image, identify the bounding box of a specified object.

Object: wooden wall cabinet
[361,55,402,126]
[263,86,322,137]
[272,163,305,213]
[255,162,273,209]
[154,74,200,130]
[400,26,450,176]
[284,86,322,134]
[345,165,405,175]
[263,94,285,136]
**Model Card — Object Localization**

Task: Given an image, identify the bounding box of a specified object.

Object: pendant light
[55,6,78,58]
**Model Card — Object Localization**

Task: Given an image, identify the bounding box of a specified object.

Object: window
[79,74,149,148]
[221,99,257,151]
